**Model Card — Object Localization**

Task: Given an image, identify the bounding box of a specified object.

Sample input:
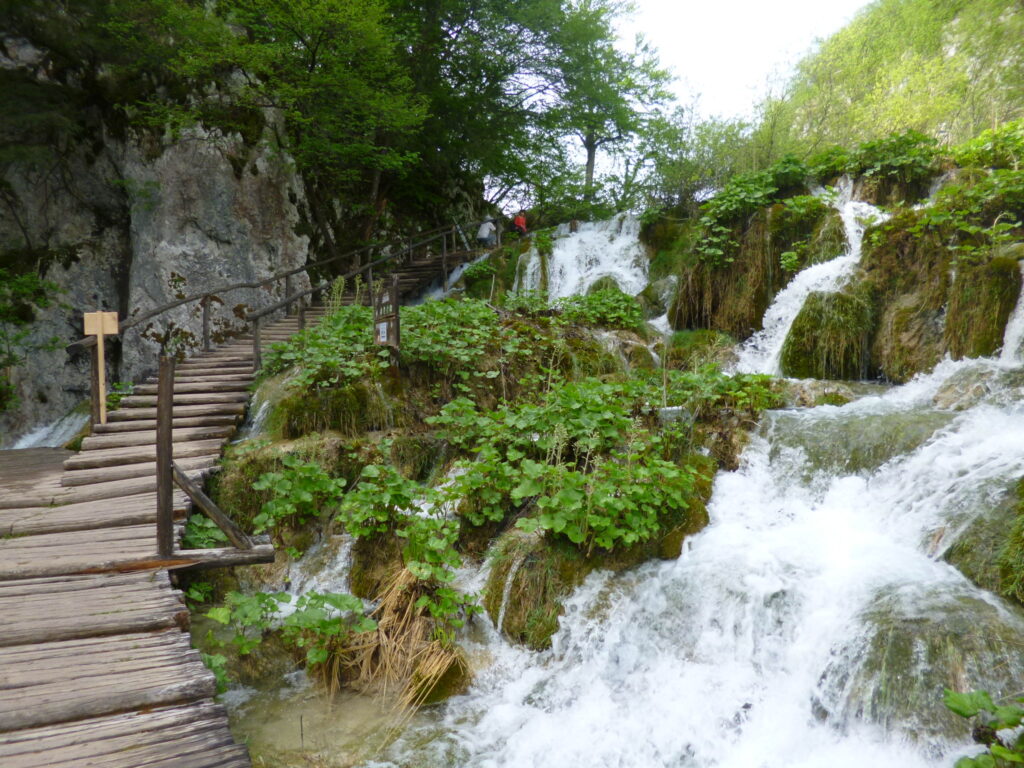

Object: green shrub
[558,289,643,330]
[943,688,1024,767]
[953,120,1024,170]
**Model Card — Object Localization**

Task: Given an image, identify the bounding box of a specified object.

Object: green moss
[945,256,1023,359]
[664,329,735,370]
[348,533,405,600]
[586,276,622,294]
[389,434,443,483]
[813,392,852,407]
[997,480,1024,605]
[945,484,1020,594]
[269,382,398,439]
[780,283,877,380]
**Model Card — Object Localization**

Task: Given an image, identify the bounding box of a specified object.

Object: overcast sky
[620,0,876,119]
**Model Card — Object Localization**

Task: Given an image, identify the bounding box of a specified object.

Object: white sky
[621,0,876,120]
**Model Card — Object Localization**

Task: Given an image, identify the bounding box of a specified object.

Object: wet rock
[932,365,998,410]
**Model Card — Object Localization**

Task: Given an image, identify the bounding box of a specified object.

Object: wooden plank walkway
[0,249,471,766]
[0,308,329,767]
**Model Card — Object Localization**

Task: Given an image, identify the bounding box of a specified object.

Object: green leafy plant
[559,289,643,330]
[105,381,134,410]
[280,591,377,667]
[944,688,1024,767]
[462,260,497,282]
[251,454,345,535]
[182,515,229,549]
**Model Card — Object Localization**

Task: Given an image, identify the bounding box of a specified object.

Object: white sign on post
[83,311,119,424]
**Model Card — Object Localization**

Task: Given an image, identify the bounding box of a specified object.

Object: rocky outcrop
[0,39,310,445]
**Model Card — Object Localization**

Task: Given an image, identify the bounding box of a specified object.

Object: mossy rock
[664,329,735,370]
[944,480,1021,594]
[389,434,444,483]
[996,479,1024,605]
[482,531,588,650]
[269,382,400,439]
[348,533,405,600]
[806,212,846,265]
[945,256,1023,359]
[780,283,877,380]
[871,294,944,383]
[586,276,623,295]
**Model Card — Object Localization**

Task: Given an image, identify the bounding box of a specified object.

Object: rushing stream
[226,205,1024,767]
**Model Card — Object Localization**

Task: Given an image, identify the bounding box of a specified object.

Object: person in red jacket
[513,210,528,237]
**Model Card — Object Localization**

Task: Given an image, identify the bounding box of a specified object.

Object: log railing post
[201,295,211,351]
[156,355,175,557]
[89,343,102,429]
[284,274,293,315]
[252,316,262,371]
[298,302,306,331]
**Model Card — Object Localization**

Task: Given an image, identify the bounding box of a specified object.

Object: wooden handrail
[65,220,474,352]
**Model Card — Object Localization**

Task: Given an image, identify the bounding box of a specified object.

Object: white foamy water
[734,178,888,375]
[999,261,1024,365]
[517,214,648,300]
[10,409,89,449]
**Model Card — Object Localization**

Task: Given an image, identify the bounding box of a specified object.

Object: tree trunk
[584,131,597,203]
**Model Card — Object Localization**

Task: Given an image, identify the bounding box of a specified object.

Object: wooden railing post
[284,274,293,315]
[89,343,102,429]
[252,316,262,371]
[201,295,211,351]
[298,302,306,331]
[156,355,175,557]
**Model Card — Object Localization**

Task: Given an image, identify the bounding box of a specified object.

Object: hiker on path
[476,218,496,247]
[513,210,528,237]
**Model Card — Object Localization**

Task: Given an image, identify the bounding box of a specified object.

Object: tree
[545,0,671,202]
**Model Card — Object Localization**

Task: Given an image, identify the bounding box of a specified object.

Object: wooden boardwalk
[0,247,475,766]
[0,309,326,767]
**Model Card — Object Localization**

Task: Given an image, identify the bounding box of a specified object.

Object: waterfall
[9,409,90,449]
[495,551,529,638]
[516,214,649,300]
[999,261,1024,365]
[734,178,888,375]
[367,352,1024,767]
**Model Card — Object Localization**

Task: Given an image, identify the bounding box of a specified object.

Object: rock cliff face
[0,38,310,446]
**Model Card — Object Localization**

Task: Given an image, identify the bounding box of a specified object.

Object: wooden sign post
[83,311,119,425]
[373,275,401,374]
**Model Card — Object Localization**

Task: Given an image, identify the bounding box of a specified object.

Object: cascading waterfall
[358,261,1024,768]
[733,178,888,375]
[9,409,89,449]
[516,214,649,299]
[999,261,1024,364]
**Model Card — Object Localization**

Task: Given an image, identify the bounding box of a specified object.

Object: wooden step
[0,702,251,768]
[61,455,219,488]
[107,403,246,422]
[91,415,240,434]
[59,466,214,504]
[65,439,227,471]
[0,630,214,730]
[132,381,251,396]
[116,392,249,408]
[81,426,235,451]
[0,571,187,647]
[0,492,189,537]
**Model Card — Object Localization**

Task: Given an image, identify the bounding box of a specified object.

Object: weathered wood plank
[0,492,189,536]
[61,455,219,487]
[81,426,235,451]
[117,392,249,408]
[91,415,240,434]
[55,465,213,504]
[106,403,246,422]
[65,438,227,470]
[133,381,251,395]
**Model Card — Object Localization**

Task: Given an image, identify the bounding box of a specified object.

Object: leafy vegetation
[0,268,60,412]
[944,688,1024,767]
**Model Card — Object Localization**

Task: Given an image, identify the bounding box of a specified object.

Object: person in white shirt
[476,219,496,247]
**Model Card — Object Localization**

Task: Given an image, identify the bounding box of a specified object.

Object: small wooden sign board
[373,275,400,350]
[83,311,119,424]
